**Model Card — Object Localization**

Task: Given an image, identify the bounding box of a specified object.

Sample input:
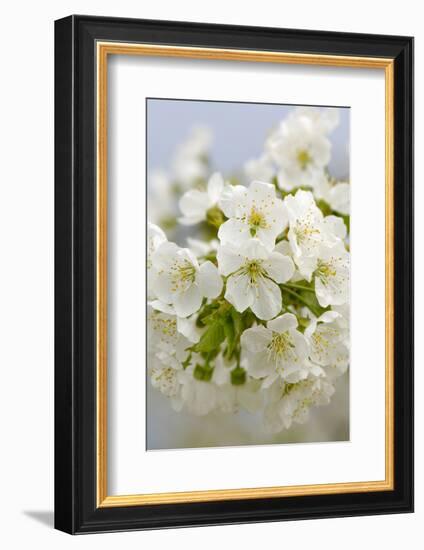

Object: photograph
[146,99,351,450]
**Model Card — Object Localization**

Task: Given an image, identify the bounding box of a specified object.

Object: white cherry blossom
[151,241,223,317]
[178,172,224,226]
[305,310,349,372]
[147,306,190,400]
[285,190,342,280]
[148,223,167,267]
[266,107,339,191]
[217,239,294,320]
[263,375,335,432]
[149,299,203,344]
[314,241,350,307]
[147,223,167,298]
[218,180,287,250]
[241,313,310,386]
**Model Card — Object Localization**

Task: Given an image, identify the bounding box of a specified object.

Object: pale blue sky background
[147,98,350,179]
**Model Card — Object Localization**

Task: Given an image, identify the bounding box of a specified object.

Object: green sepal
[231,367,246,386]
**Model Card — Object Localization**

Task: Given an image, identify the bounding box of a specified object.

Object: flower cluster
[148,107,349,433]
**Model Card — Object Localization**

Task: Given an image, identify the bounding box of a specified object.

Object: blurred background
[147,99,349,179]
[146,99,350,450]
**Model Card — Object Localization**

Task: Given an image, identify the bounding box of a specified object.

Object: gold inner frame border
[96,42,394,508]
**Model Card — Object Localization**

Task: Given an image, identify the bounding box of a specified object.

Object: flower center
[150,311,177,342]
[151,366,179,397]
[297,149,312,170]
[244,260,265,284]
[247,206,268,236]
[267,331,297,368]
[294,222,320,245]
[312,331,330,353]
[316,259,337,283]
[312,326,339,358]
[169,260,196,292]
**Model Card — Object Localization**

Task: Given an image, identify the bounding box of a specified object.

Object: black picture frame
[55,14,414,534]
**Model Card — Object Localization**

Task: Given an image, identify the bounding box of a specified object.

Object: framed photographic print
[54,15,414,534]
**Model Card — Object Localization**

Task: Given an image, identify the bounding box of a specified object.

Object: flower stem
[281,285,320,317]
[284,282,315,293]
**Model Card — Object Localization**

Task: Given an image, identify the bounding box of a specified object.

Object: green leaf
[197,301,220,326]
[223,316,236,358]
[231,309,243,335]
[298,288,327,317]
[194,320,225,353]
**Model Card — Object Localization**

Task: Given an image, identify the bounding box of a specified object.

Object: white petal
[173,285,202,317]
[318,310,341,324]
[219,184,248,218]
[218,218,250,246]
[241,325,272,353]
[267,312,298,333]
[179,247,200,269]
[291,330,309,363]
[277,169,297,191]
[251,277,282,320]
[241,238,269,261]
[315,277,348,308]
[323,215,347,240]
[148,222,167,253]
[263,198,288,235]
[178,215,206,226]
[304,317,318,340]
[295,254,318,282]
[177,316,202,343]
[255,227,279,251]
[274,239,292,256]
[187,237,216,257]
[179,189,210,218]
[308,135,331,167]
[248,180,276,202]
[207,172,224,203]
[261,372,279,389]
[197,261,223,298]
[263,252,295,283]
[225,273,254,313]
[148,300,175,315]
[329,182,350,215]
[151,241,180,271]
[151,271,174,304]
[245,350,274,378]
[216,244,244,276]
